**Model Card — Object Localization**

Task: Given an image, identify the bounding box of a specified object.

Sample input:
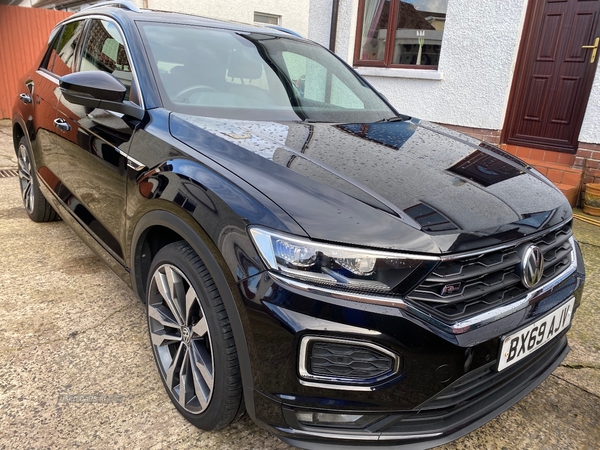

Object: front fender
[130,209,260,421]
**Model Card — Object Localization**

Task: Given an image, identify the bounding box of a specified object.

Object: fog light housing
[298,336,401,390]
[294,410,383,429]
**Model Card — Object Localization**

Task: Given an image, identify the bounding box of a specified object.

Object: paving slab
[0,119,17,169]
[0,132,599,449]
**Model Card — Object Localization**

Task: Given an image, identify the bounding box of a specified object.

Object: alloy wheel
[17,143,34,214]
[148,263,214,414]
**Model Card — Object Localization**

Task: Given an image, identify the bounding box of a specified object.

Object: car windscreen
[137,22,395,122]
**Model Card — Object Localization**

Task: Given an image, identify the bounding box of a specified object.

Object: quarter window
[80,20,133,101]
[354,0,447,69]
[41,20,86,76]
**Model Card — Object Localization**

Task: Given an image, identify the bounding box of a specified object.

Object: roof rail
[84,1,141,13]
[265,25,303,38]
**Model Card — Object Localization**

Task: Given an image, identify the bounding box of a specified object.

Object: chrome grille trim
[437,218,572,262]
[406,223,574,321]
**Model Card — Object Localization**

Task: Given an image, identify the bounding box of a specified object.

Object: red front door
[504,0,600,153]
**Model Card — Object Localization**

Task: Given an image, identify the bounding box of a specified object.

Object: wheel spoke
[185,286,197,325]
[191,339,213,389]
[18,167,30,181]
[18,156,27,171]
[23,182,32,211]
[165,342,185,392]
[148,303,179,328]
[189,342,212,408]
[178,347,194,407]
[148,303,181,346]
[150,328,181,347]
[154,269,184,325]
[166,267,187,323]
[191,316,208,338]
[22,182,30,201]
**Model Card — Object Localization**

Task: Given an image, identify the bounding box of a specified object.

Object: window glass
[41,21,85,75]
[282,52,364,109]
[254,12,280,25]
[80,20,132,100]
[40,26,62,70]
[53,20,86,76]
[139,23,391,122]
[356,0,447,68]
[358,0,389,62]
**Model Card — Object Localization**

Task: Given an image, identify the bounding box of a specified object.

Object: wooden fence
[0,5,72,118]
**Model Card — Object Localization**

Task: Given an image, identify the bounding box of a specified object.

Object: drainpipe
[329,0,340,52]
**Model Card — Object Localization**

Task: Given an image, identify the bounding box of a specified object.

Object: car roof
[66,2,302,40]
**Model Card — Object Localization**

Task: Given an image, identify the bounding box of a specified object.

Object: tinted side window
[40,26,63,71]
[52,20,86,76]
[42,21,84,77]
[80,20,132,101]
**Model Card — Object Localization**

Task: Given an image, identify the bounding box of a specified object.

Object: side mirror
[59,71,144,120]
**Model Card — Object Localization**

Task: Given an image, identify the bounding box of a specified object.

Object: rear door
[55,18,142,263]
[29,20,86,182]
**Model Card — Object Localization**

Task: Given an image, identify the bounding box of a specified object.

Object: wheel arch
[130,209,257,420]
[12,118,26,151]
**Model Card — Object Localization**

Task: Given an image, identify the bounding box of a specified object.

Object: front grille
[407,223,573,321]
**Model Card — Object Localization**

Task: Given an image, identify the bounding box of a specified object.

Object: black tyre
[146,241,244,430]
[16,136,59,222]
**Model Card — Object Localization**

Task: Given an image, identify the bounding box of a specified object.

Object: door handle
[582,37,599,64]
[19,93,32,104]
[53,118,71,132]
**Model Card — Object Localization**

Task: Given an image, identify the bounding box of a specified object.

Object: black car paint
[12,6,585,449]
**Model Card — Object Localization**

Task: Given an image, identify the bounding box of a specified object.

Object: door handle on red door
[19,93,32,104]
[53,118,71,132]
[582,37,599,63]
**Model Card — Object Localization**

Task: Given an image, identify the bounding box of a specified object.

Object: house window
[254,12,281,26]
[354,0,447,69]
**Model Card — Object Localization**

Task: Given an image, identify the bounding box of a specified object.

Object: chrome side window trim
[50,14,145,109]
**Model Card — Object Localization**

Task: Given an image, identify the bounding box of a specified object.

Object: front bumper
[236,240,585,449]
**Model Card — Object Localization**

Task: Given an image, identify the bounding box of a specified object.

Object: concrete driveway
[1,120,599,449]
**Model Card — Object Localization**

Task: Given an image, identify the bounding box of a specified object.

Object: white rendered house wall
[146,0,310,38]
[309,0,600,145]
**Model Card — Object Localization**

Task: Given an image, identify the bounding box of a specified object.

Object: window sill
[355,67,443,81]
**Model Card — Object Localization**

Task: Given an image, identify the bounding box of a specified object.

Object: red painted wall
[0,5,72,118]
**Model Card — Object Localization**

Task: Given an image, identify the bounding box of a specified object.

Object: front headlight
[249,227,437,295]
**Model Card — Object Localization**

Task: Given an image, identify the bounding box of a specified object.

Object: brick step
[555,183,580,207]
[499,144,576,165]
[521,158,583,187]
[498,144,582,206]
[520,158,582,173]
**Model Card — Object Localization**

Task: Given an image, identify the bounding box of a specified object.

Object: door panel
[504,0,600,152]
[32,21,86,189]
[55,98,131,260]
[52,18,139,262]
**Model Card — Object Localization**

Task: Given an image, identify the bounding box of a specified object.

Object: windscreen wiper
[376,114,411,122]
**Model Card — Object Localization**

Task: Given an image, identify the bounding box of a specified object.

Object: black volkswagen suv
[12,3,585,448]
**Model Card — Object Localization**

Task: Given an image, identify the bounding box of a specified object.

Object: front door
[54,18,139,263]
[504,0,600,153]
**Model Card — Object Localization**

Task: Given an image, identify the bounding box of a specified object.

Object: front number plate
[497,297,575,371]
